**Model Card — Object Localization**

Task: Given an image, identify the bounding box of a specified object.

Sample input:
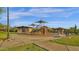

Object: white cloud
[17,8,26,12]
[48,20,79,25]
[11,21,28,27]
[1,7,79,20]
[9,12,32,19]
[48,21,64,24]
[9,8,66,19]
[29,8,64,13]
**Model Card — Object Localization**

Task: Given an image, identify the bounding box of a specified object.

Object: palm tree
[35,19,47,27]
[0,8,6,47]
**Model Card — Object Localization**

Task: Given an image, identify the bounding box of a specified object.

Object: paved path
[35,41,79,51]
[35,41,67,51]
[0,33,79,51]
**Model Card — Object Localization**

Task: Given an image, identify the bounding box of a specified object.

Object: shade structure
[30,23,36,27]
[35,19,48,27]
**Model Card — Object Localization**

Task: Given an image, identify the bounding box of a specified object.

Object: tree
[0,23,4,28]
[0,8,6,47]
[0,7,9,39]
[10,27,17,32]
[69,27,74,33]
[68,24,78,35]
[0,8,3,14]
[0,8,4,19]
[74,24,77,34]
[0,8,5,29]
[0,23,7,28]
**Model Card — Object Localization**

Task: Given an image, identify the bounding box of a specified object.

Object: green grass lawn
[0,43,46,51]
[0,31,7,40]
[49,35,79,46]
[0,31,16,40]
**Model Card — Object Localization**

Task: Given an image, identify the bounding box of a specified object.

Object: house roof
[16,26,32,28]
[57,27,65,30]
[52,27,65,30]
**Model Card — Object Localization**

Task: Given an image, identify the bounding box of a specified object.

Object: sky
[0,7,79,28]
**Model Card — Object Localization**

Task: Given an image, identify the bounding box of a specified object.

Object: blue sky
[0,7,79,28]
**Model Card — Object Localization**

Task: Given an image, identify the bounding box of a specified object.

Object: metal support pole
[7,7,9,39]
